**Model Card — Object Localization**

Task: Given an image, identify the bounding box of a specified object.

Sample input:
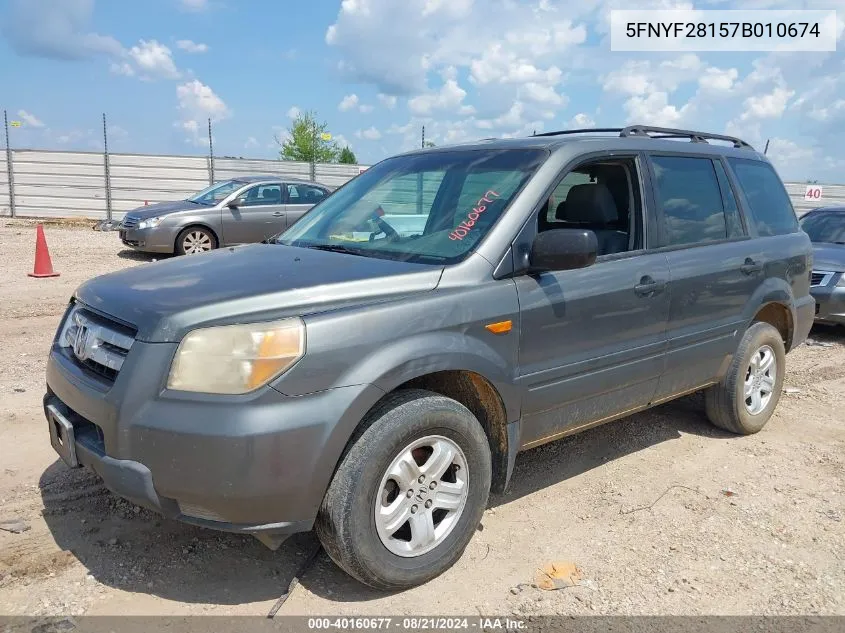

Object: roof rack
[532,125,753,149]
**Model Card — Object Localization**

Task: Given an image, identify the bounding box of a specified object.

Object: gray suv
[119,175,332,255]
[44,126,814,590]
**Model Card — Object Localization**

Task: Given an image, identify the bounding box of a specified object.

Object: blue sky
[0,0,843,181]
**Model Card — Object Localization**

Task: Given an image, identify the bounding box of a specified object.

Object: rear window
[727,158,798,236]
[650,156,729,247]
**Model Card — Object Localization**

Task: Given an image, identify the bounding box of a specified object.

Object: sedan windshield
[276,148,547,264]
[188,180,244,205]
[800,211,845,244]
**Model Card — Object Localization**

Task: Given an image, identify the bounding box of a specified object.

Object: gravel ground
[0,220,844,617]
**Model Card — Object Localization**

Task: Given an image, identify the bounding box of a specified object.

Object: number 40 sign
[804,185,824,201]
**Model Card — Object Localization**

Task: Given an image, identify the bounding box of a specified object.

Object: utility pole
[103,113,112,220]
[3,110,14,218]
[208,118,215,184]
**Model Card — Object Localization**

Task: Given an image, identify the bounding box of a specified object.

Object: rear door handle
[634,275,666,297]
[271,211,285,217]
[740,258,763,275]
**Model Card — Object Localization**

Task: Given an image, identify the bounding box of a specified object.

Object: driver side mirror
[228,196,246,209]
[530,228,597,272]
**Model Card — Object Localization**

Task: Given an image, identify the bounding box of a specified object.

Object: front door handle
[271,211,285,217]
[634,275,666,297]
[740,258,763,275]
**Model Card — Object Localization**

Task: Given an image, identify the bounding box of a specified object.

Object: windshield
[800,211,845,244]
[188,180,244,205]
[276,148,547,264]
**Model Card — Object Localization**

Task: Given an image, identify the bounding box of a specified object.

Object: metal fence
[0,146,842,221]
[0,148,368,220]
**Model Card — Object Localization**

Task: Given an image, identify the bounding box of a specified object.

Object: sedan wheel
[176,227,217,255]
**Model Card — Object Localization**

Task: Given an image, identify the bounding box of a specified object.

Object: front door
[221,183,284,245]
[514,154,670,450]
[284,183,328,229]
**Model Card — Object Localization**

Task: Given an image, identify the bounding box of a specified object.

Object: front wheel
[315,389,491,590]
[176,227,217,255]
[704,321,786,434]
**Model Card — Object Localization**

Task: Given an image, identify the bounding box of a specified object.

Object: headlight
[167,318,305,394]
[138,216,164,229]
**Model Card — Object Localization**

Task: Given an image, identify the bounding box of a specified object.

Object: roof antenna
[764,139,770,155]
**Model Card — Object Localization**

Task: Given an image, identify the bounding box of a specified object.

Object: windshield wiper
[303,243,367,256]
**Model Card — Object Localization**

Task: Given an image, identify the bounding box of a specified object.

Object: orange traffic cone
[28,224,60,278]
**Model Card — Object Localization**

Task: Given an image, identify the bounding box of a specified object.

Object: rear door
[284,183,329,229]
[647,154,759,400]
[221,182,284,244]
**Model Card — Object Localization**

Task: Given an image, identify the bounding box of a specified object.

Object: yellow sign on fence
[9,121,22,127]
[320,132,332,141]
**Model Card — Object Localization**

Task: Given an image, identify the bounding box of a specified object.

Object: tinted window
[287,184,328,205]
[277,149,547,264]
[713,160,745,238]
[241,184,282,206]
[727,158,798,236]
[800,212,845,244]
[651,156,727,246]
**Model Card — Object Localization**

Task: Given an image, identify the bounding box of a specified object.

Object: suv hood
[75,244,443,342]
[124,200,202,221]
[812,243,845,272]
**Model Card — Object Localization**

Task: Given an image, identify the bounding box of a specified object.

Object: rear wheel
[176,227,217,255]
[704,321,785,434]
[315,389,491,590]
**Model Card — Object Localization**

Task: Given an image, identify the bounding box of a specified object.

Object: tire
[704,321,786,435]
[175,226,217,255]
[315,389,492,590]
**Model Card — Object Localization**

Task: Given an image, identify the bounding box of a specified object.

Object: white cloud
[408,78,475,116]
[287,106,301,119]
[338,94,359,111]
[2,0,123,60]
[334,134,353,150]
[17,110,45,128]
[698,67,739,93]
[245,137,259,149]
[180,0,209,11]
[378,93,397,109]
[519,82,567,106]
[128,40,180,79]
[624,92,691,127]
[569,113,595,128]
[176,79,230,145]
[356,126,382,141]
[359,104,374,114]
[741,86,794,120]
[109,61,134,76]
[176,39,209,54]
[470,44,563,87]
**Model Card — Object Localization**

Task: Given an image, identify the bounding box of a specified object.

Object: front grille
[811,271,835,287]
[61,306,136,384]
[121,215,139,229]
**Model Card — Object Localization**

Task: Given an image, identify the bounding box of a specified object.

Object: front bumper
[44,337,383,547]
[118,225,176,254]
[810,277,845,325]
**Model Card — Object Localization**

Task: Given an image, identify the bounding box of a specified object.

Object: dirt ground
[0,220,843,617]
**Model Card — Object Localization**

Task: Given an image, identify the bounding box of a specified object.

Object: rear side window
[650,156,728,247]
[713,160,745,238]
[727,158,798,236]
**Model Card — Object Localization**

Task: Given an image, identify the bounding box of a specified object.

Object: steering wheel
[367,208,401,242]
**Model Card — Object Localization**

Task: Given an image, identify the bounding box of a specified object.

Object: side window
[713,160,745,238]
[287,184,328,205]
[727,158,798,237]
[241,184,282,206]
[537,159,641,257]
[651,156,727,247]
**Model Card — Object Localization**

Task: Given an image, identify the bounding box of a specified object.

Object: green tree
[424,141,436,148]
[338,146,357,164]
[277,110,338,163]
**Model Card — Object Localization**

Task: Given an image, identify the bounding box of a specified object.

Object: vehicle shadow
[38,393,728,606]
[116,249,168,262]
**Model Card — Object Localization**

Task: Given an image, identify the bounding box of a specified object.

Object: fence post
[103,113,112,221]
[208,118,215,185]
[3,110,15,218]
